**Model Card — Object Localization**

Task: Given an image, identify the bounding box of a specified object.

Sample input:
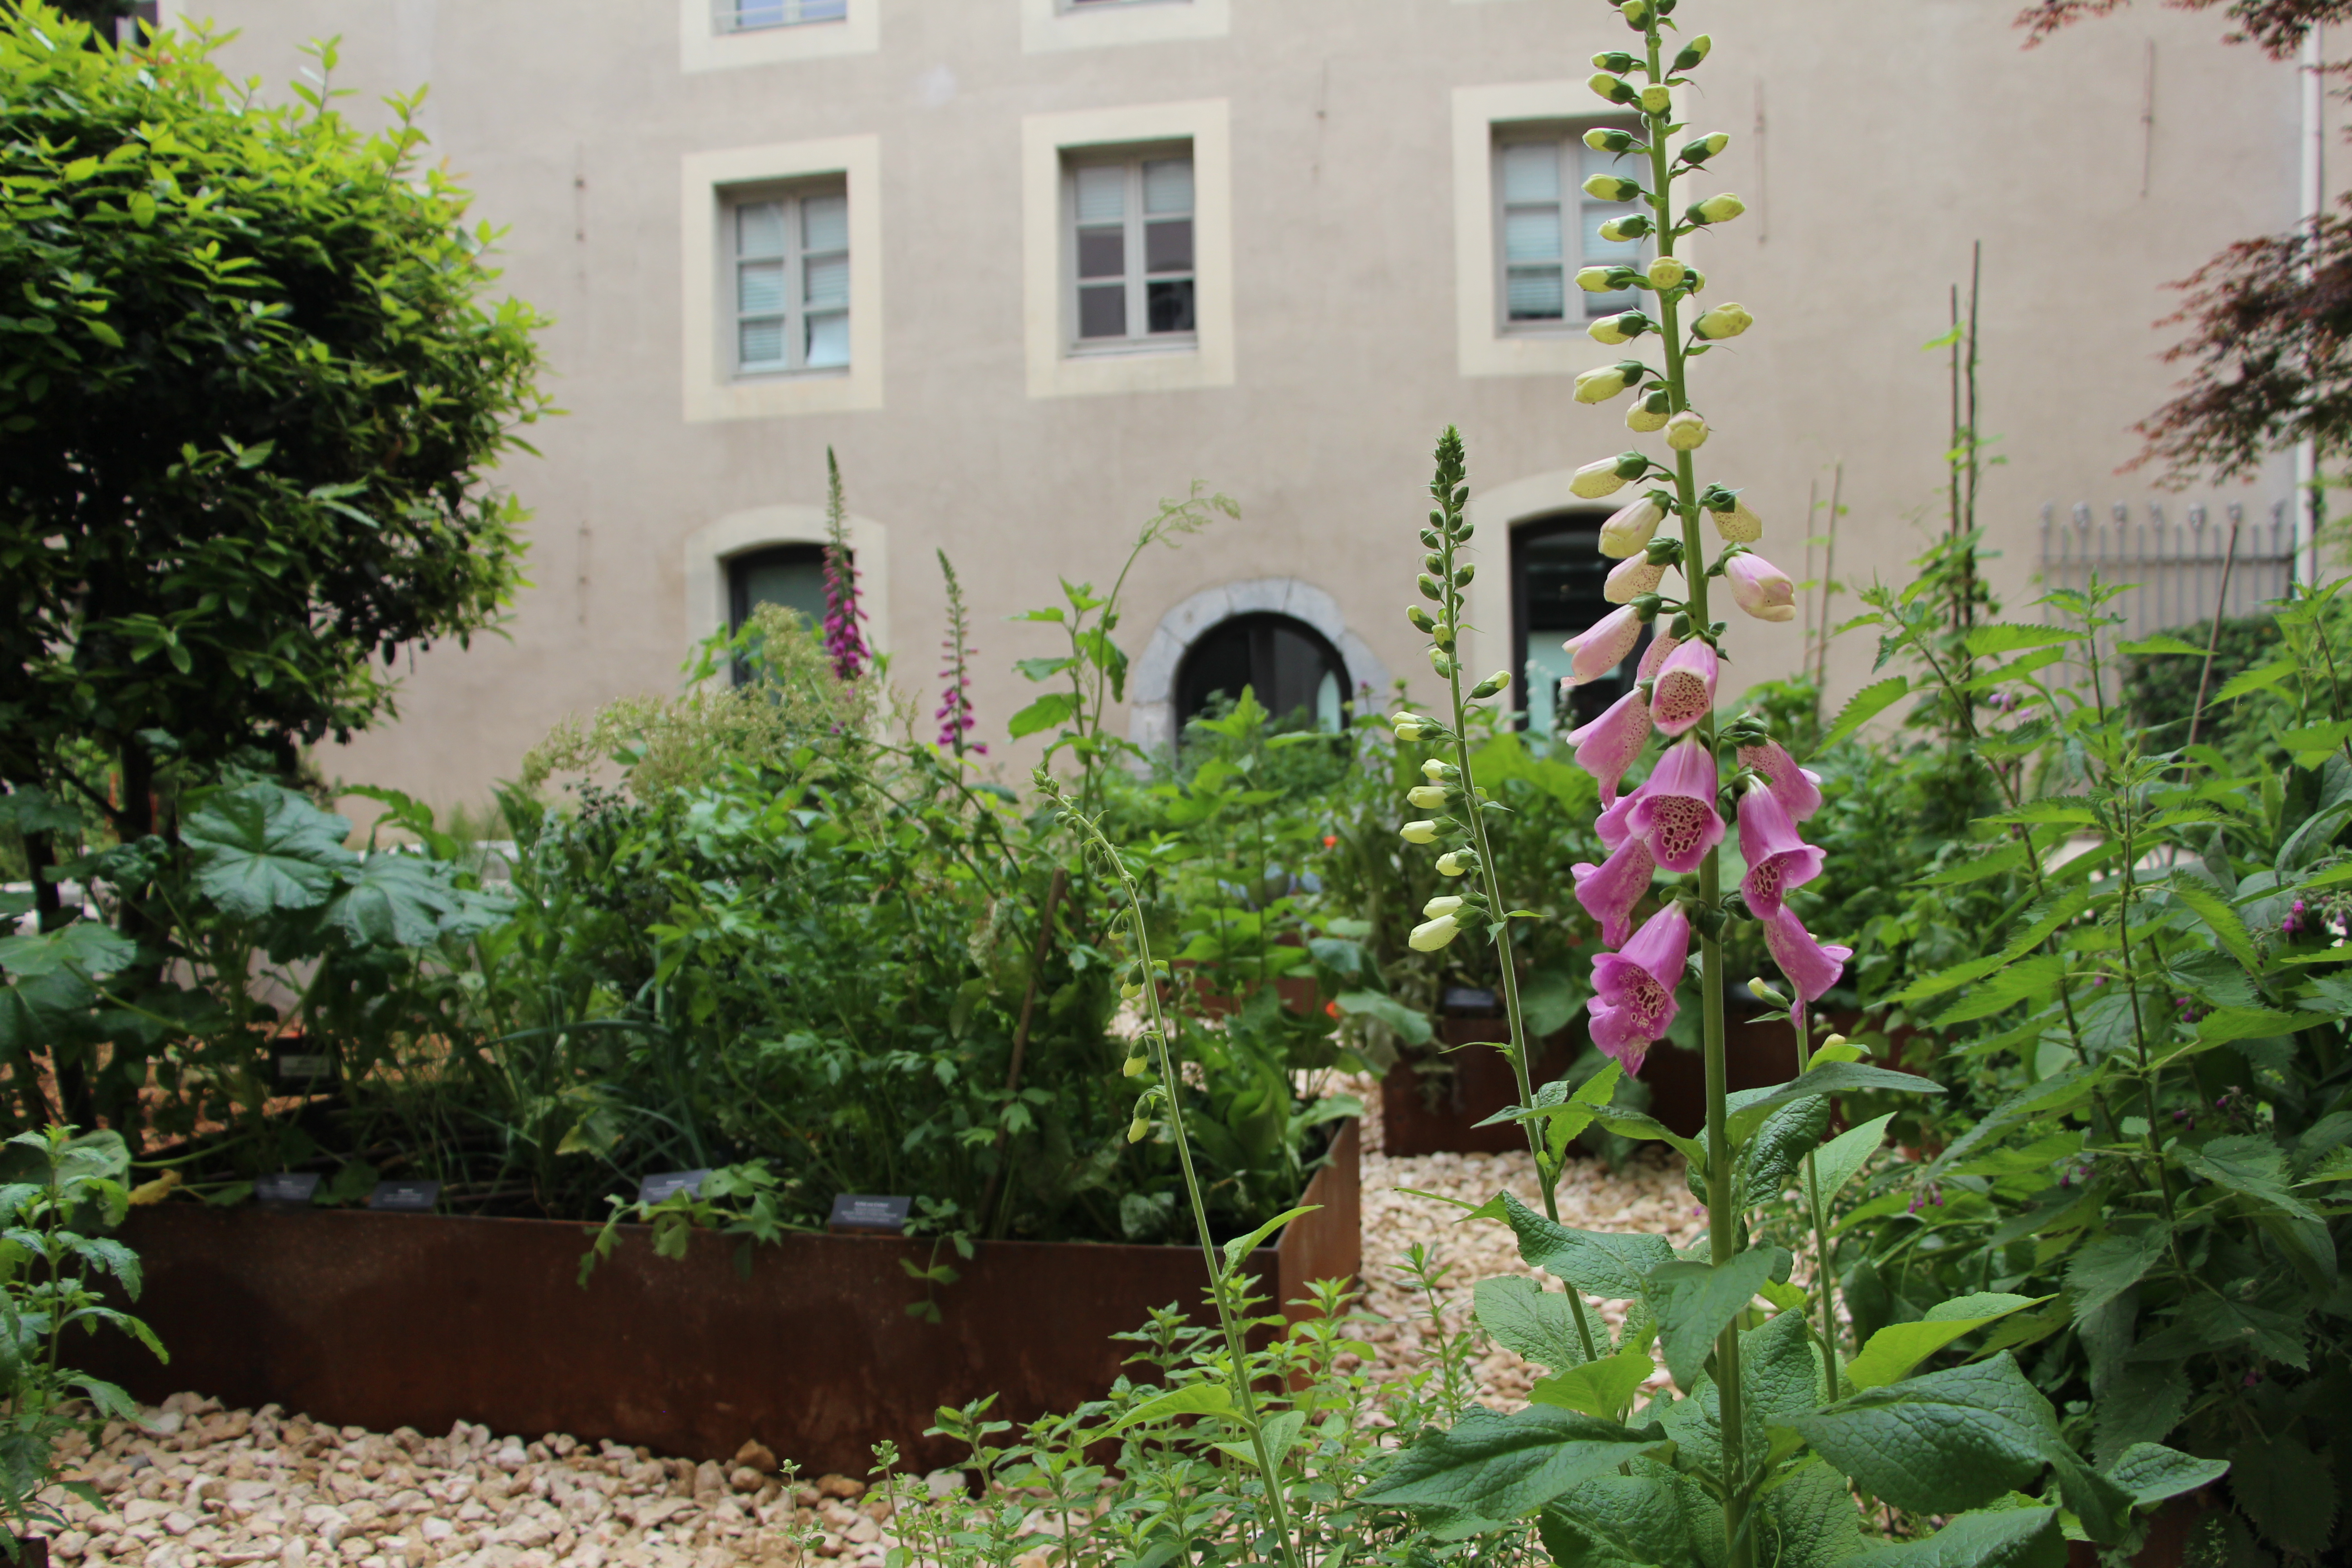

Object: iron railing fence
[2037,499,2297,642]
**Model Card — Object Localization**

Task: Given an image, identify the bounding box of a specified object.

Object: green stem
[1792,1029,1840,1394]
[1058,798,1299,1568]
[1644,34,1749,1563]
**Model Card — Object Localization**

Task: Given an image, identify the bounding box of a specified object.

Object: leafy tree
[0,4,551,867]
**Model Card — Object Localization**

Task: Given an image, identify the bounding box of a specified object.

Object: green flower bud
[1583,173,1643,204]
[1407,783,1451,809]
[1468,670,1511,700]
[1637,80,1673,115]
[1587,311,1651,346]
[1407,605,1436,632]
[1583,127,1637,154]
[1392,712,1431,741]
[1626,399,1670,434]
[1435,850,1477,877]
[1645,255,1687,290]
[1574,364,1636,405]
[1642,533,1684,567]
[1422,551,1444,573]
[1686,193,1747,226]
[1692,301,1754,340]
[1453,563,1477,587]
[1418,573,1443,601]
[1673,34,1711,70]
[1678,131,1731,164]
[1428,648,1455,678]
[1588,72,1639,106]
[1399,819,1439,844]
[1122,1044,1150,1078]
[1423,895,1466,919]
[1620,0,1652,25]
[1665,410,1709,451]
[1421,757,1458,782]
[1597,213,1651,243]
[1591,50,1637,73]
[1127,1116,1152,1144]
[1575,264,1620,294]
[1408,914,1462,952]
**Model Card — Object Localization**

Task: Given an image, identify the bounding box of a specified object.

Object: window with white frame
[716,0,846,30]
[1068,149,1196,350]
[1067,0,1189,8]
[1494,125,1643,330]
[729,183,850,377]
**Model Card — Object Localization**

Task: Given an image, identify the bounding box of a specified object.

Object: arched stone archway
[1127,577,1390,753]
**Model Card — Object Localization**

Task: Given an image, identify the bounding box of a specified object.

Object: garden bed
[82,1124,1357,1478]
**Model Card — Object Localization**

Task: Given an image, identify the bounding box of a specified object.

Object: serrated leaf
[2065,1225,2172,1321]
[2118,634,2210,657]
[1356,1405,1662,1521]
[1847,1507,2064,1568]
[1499,1191,1676,1300]
[2211,659,2294,703]
[1816,676,1907,754]
[2105,1443,2227,1509]
[1725,1062,1943,1146]
[1110,1381,1238,1431]
[1005,692,1078,739]
[182,784,356,918]
[324,853,456,949]
[1965,624,2081,657]
[2229,1431,2334,1557]
[2164,878,2259,971]
[1529,1347,1655,1422]
[0,921,134,980]
[1810,1114,1895,1210]
[2179,1134,2321,1222]
[1475,1276,1591,1373]
[1644,1249,1781,1391]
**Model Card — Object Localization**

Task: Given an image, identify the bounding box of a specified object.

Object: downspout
[2298,25,2323,584]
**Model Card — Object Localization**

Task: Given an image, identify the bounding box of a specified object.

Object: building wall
[171,0,2308,810]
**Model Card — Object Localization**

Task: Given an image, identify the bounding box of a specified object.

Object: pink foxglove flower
[1562,606,1643,685]
[1573,837,1656,950]
[1724,552,1797,623]
[1647,639,1718,737]
[1761,905,1851,1042]
[1736,738,1823,823]
[1626,735,1725,873]
[1564,689,1652,806]
[1605,555,1666,604]
[1637,632,1679,680]
[1587,903,1691,1073]
[1736,784,1824,917]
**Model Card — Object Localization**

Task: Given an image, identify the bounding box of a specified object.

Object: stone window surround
[681,504,893,674]
[1020,0,1231,54]
[679,0,879,72]
[1128,578,1391,754]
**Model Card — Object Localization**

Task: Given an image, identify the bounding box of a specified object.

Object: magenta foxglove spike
[1736,738,1823,823]
[1564,689,1653,807]
[1562,605,1643,686]
[1735,784,1825,918]
[1573,837,1657,950]
[1625,735,1725,873]
[1761,905,1850,1004]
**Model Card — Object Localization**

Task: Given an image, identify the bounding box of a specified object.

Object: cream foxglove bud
[1692,302,1754,340]
[1605,555,1666,604]
[1583,127,1637,153]
[1646,255,1687,290]
[1392,713,1430,740]
[1583,173,1643,204]
[1571,456,1633,499]
[1711,498,1762,543]
[1575,364,1636,404]
[1627,393,1671,434]
[1435,850,1476,877]
[1122,1047,1148,1078]
[1588,72,1640,106]
[1468,669,1510,699]
[1409,914,1462,952]
[1429,647,1455,677]
[1686,193,1746,226]
[1725,552,1798,622]
[1120,981,1145,1001]
[1399,820,1439,844]
[1588,312,1650,346]
[1598,495,1665,557]
[1598,214,1651,243]
[1406,605,1436,633]
[1423,895,1466,919]
[1577,265,1617,293]
[1591,49,1637,73]
[1421,757,1457,782]
[1678,131,1731,164]
[1637,80,1673,115]
[1672,34,1711,69]
[1665,411,1709,451]
[1620,0,1653,26]
[1128,1115,1153,1143]
[1407,784,1451,809]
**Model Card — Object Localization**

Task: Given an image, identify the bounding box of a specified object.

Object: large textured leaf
[1644,1248,1782,1391]
[1475,1275,1590,1372]
[0,921,134,979]
[2229,1432,2335,1558]
[1788,1356,2086,1520]
[2179,1133,2323,1222]
[1356,1405,1664,1522]
[1500,1191,1676,1300]
[1811,1114,1895,1209]
[1725,1063,1943,1146]
[2163,878,2259,971]
[182,784,356,917]
[1537,1465,1713,1568]
[1762,1459,1869,1568]
[1529,1348,1655,1422]
[1740,1095,1833,1205]
[2105,1443,2227,1509]
[1005,692,1078,739]
[323,853,457,949]
[2064,1222,2173,1322]
[1844,1294,2045,1391]
[1849,1508,2064,1568]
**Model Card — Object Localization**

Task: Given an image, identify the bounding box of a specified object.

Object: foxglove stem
[1792,1024,1840,1397]
[1641,22,1748,1564]
[1049,788,1300,1568]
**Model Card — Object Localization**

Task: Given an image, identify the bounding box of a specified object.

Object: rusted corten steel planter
[85,1122,1358,1477]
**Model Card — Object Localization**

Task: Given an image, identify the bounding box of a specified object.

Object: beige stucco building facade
[172,0,2313,809]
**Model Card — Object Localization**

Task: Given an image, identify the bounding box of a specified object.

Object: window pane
[1144,218,1192,274]
[1076,227,1126,280]
[730,0,786,29]
[1580,141,1638,186]
[1503,207,1561,264]
[802,193,848,253]
[805,311,849,368]
[1581,207,1640,267]
[1506,267,1564,320]
[738,259,785,315]
[804,255,849,311]
[1078,284,1126,338]
[1142,157,1193,215]
[791,0,848,19]
[1583,284,1638,316]
[1074,165,1125,224]
[736,201,785,258]
[1499,142,1559,203]
[1146,278,1195,334]
[739,317,785,366]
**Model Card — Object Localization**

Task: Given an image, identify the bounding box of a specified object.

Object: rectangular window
[1067,149,1196,351]
[717,0,847,30]
[1494,126,1643,331]
[730,184,850,377]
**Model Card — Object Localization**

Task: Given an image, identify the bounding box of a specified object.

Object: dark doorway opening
[1512,514,1649,738]
[1175,613,1349,733]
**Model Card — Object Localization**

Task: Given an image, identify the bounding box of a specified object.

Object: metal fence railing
[2037,499,2298,640]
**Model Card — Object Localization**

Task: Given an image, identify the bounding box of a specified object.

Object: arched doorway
[1513,513,1650,738]
[1175,612,1349,732]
